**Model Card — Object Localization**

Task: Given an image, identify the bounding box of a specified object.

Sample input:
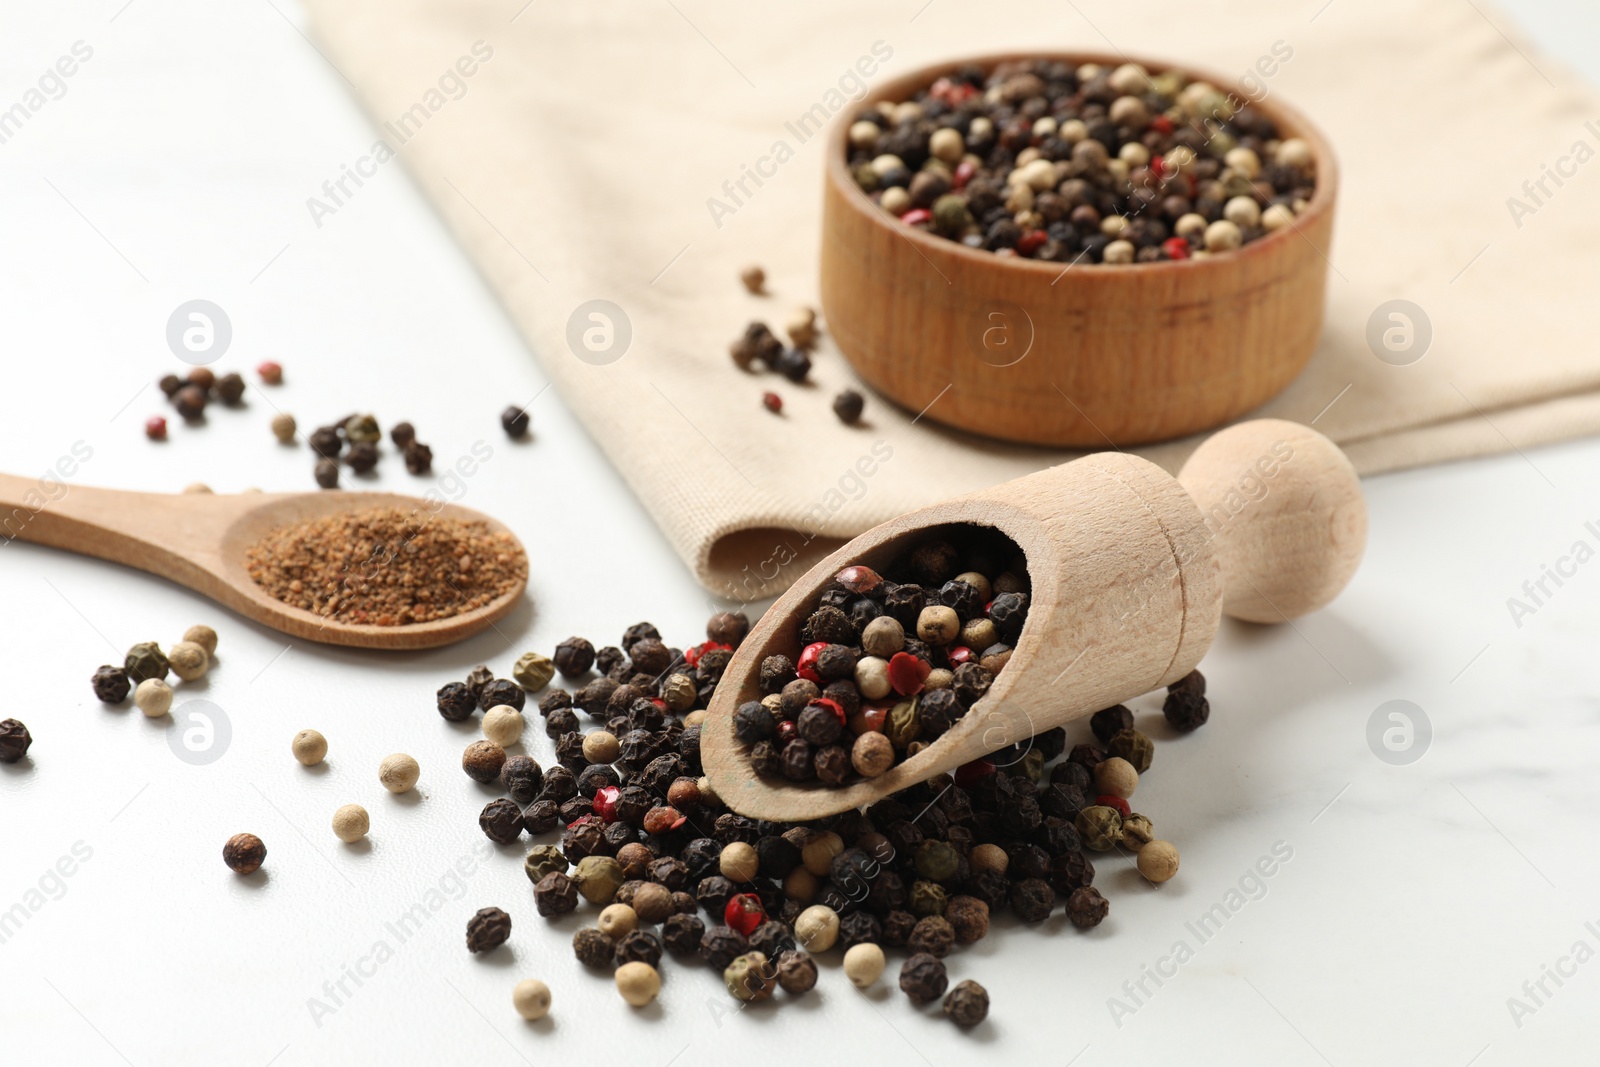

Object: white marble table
[3,1,1597,1063]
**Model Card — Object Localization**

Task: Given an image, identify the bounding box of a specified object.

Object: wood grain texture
[702,419,1362,821]
[820,51,1339,448]
[1177,418,1366,622]
[0,476,527,650]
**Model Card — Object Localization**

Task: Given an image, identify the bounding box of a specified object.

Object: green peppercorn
[523,844,566,884]
[574,855,625,905]
[1108,728,1154,773]
[513,651,556,693]
[909,879,949,917]
[124,642,169,684]
[932,193,973,234]
[343,413,380,443]
[1121,812,1155,850]
[1076,805,1124,851]
[885,697,921,750]
[913,840,960,883]
[724,951,774,1002]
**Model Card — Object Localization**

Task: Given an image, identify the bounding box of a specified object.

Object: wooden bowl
[820,52,1339,448]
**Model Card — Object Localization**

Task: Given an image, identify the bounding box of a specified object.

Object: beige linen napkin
[302,0,1600,600]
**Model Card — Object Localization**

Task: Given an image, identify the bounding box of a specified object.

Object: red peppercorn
[887,652,931,696]
[777,719,798,744]
[796,641,827,683]
[1150,155,1168,180]
[1151,114,1174,134]
[1162,237,1191,261]
[594,786,621,823]
[725,893,766,936]
[952,161,977,189]
[835,566,883,595]
[762,391,783,414]
[899,208,933,227]
[954,759,995,789]
[256,360,283,385]
[947,646,974,667]
[144,415,167,441]
[1016,230,1048,256]
[1097,794,1132,818]
[856,704,889,734]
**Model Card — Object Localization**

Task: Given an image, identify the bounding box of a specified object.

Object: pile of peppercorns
[146,362,276,440]
[737,534,1027,787]
[730,266,866,426]
[428,599,1209,1029]
[849,60,1317,264]
[89,625,221,719]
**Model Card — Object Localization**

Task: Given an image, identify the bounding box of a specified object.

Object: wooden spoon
[702,420,1366,821]
[0,476,526,650]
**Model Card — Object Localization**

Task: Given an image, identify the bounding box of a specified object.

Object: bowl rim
[825,49,1340,276]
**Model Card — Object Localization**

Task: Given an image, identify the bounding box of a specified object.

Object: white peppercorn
[860,617,904,658]
[854,656,892,700]
[292,729,327,766]
[583,731,620,764]
[1224,196,1261,229]
[379,753,420,793]
[271,413,297,443]
[1138,840,1180,883]
[1276,138,1314,169]
[332,804,369,842]
[1262,203,1295,231]
[482,706,525,747]
[134,678,172,718]
[720,842,759,883]
[615,961,661,1006]
[598,903,639,939]
[844,942,886,988]
[1205,219,1242,252]
[1094,756,1139,799]
[512,978,551,1021]
[795,904,839,952]
[168,641,208,682]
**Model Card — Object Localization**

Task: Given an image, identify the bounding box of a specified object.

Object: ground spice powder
[244,506,526,626]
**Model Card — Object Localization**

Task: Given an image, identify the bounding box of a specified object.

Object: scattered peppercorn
[345,441,378,473]
[1066,885,1109,928]
[403,441,433,474]
[832,389,865,425]
[332,804,369,843]
[615,961,661,1006]
[534,872,579,917]
[573,927,616,968]
[554,637,596,679]
[739,265,766,294]
[134,678,173,718]
[223,833,266,875]
[501,405,530,438]
[0,719,33,763]
[1164,669,1210,730]
[257,361,283,385]
[314,458,339,489]
[145,416,167,441]
[943,979,990,1027]
[216,372,245,405]
[899,953,948,1004]
[91,665,131,703]
[379,753,420,793]
[467,907,513,953]
[762,391,783,414]
[512,978,551,1020]
[463,740,507,784]
[124,642,169,684]
[173,384,208,421]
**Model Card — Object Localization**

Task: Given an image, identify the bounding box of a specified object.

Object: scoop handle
[1177,420,1366,623]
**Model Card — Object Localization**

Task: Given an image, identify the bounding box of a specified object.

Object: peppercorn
[573,927,615,968]
[501,404,530,438]
[909,915,956,958]
[91,665,130,703]
[631,882,673,925]
[173,384,207,420]
[313,458,339,489]
[307,425,341,459]
[534,871,580,916]
[344,441,378,473]
[1090,705,1133,745]
[1138,840,1180,883]
[158,373,183,397]
[522,801,559,835]
[914,840,960,882]
[437,681,477,721]
[506,653,553,695]
[1094,756,1139,798]
[480,798,524,845]
[467,907,513,953]
[899,953,948,1004]
[223,833,266,874]
[943,979,990,1027]
[842,942,885,989]
[1010,878,1055,922]
[945,895,990,943]
[403,440,432,474]
[1076,805,1123,851]
[523,845,565,884]
[706,610,750,647]
[725,951,775,1002]
[145,415,167,440]
[1164,685,1210,731]
[483,706,525,747]
[0,719,33,763]
[1108,728,1154,773]
[762,391,782,414]
[332,804,369,843]
[615,961,661,1007]
[1066,885,1109,929]
[463,740,507,784]
[379,753,420,793]
[614,929,664,969]
[124,642,169,684]
[215,372,245,405]
[554,637,596,678]
[386,421,414,449]
[479,679,525,712]
[134,678,172,718]
[512,978,551,1021]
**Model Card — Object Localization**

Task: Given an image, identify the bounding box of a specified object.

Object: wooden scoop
[702,419,1366,821]
[0,476,526,650]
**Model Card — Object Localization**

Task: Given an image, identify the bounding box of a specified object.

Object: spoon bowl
[0,474,527,650]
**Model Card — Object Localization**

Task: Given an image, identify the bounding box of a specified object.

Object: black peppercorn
[573,927,616,968]
[836,910,881,952]
[627,637,672,676]
[1009,877,1055,922]
[1050,851,1095,894]
[1091,704,1134,744]
[776,950,818,994]
[545,707,578,739]
[899,953,949,1004]
[732,701,774,745]
[479,679,525,712]
[614,929,663,969]
[748,919,794,959]
[523,800,559,835]
[158,373,183,397]
[308,425,342,459]
[797,703,843,747]
[479,798,524,845]
[500,404,530,438]
[1164,684,1210,731]
[463,740,507,784]
[403,440,432,474]
[222,832,265,874]
[215,372,245,405]
[173,384,208,421]
[951,662,993,708]
[943,979,990,1027]
[436,681,477,722]
[554,636,596,678]
[390,421,416,448]
[909,915,956,958]
[534,871,579,916]
[781,739,814,781]
[1066,885,1109,928]
[699,925,749,970]
[314,458,339,489]
[706,610,750,647]
[345,441,378,473]
[832,389,865,425]
[501,754,543,804]
[759,654,797,694]
[91,665,131,703]
[662,912,705,954]
[466,906,512,953]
